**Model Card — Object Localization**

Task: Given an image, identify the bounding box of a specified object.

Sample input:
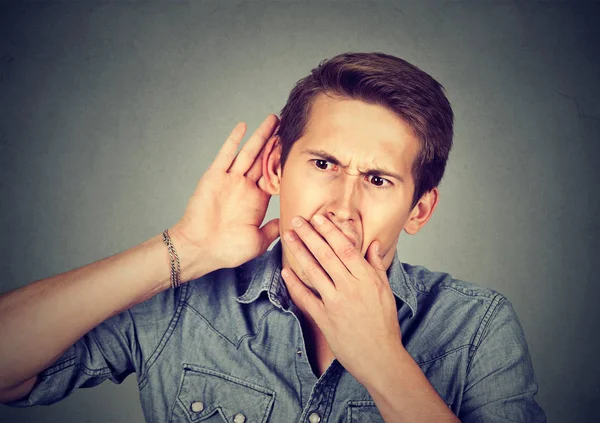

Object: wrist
[362,342,411,392]
[166,226,212,285]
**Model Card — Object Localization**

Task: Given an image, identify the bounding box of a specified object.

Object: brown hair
[276,52,454,210]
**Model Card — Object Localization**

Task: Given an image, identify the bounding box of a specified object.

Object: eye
[367,175,392,189]
[313,159,336,171]
[311,160,393,190]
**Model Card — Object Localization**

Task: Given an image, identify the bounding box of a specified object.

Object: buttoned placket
[281,304,341,422]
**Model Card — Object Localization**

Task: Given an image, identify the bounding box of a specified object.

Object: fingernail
[292,217,302,227]
[313,214,325,225]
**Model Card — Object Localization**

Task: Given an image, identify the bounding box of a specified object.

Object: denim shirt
[6,240,546,422]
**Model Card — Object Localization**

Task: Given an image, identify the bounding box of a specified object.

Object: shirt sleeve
[3,283,184,407]
[458,296,547,422]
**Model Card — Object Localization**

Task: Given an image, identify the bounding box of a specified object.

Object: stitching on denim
[416,281,497,299]
[39,353,77,375]
[235,307,280,348]
[466,294,504,375]
[491,389,540,403]
[238,254,270,302]
[139,283,190,390]
[180,364,276,395]
[406,271,428,294]
[406,266,497,300]
[346,400,378,421]
[168,360,188,423]
[323,364,343,419]
[175,394,222,422]
[168,373,273,423]
[39,360,77,377]
[260,386,276,423]
[444,286,495,299]
[347,400,377,406]
[80,365,112,376]
[183,297,279,348]
[181,301,237,347]
[88,327,116,374]
[291,313,304,409]
[41,362,113,380]
[416,344,471,366]
[394,264,418,315]
[41,339,115,378]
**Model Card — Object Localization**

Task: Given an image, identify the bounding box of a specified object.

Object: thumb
[259,218,280,253]
[257,175,269,193]
[367,240,387,275]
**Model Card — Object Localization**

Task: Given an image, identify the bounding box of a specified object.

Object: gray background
[1,1,598,422]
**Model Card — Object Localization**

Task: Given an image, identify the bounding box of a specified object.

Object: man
[0,52,546,422]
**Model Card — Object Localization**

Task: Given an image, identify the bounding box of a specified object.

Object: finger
[245,141,267,182]
[229,114,279,175]
[246,128,280,182]
[281,267,326,326]
[258,218,280,254]
[257,175,268,192]
[210,122,247,172]
[289,216,354,289]
[282,226,337,300]
[367,240,388,280]
[308,214,368,281]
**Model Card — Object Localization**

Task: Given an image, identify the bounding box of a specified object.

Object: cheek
[361,210,404,249]
[280,171,326,216]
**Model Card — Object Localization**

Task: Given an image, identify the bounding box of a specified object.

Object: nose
[325,172,362,223]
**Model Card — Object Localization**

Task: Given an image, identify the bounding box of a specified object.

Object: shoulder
[402,262,501,301]
[400,262,523,352]
[396,264,544,419]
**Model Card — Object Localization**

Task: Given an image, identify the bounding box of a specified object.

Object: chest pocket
[171,364,275,423]
[346,400,383,422]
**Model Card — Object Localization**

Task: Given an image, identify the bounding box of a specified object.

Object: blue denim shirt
[6,240,546,422]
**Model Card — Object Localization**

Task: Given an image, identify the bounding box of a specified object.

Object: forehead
[296,93,420,175]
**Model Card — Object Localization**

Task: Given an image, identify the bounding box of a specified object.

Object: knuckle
[255,133,268,143]
[327,294,342,309]
[306,262,322,276]
[340,244,356,259]
[236,147,251,158]
[300,289,313,303]
[319,223,334,235]
[322,248,335,262]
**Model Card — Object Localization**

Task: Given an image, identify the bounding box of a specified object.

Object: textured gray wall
[1,1,598,422]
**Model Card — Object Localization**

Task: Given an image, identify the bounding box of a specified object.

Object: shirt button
[297,349,303,357]
[190,401,204,413]
[309,412,321,423]
[233,413,246,423]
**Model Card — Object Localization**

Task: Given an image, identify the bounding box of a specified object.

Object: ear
[403,187,439,235]
[258,134,283,195]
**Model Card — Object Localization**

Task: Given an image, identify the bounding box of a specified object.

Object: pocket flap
[346,400,383,422]
[175,364,275,422]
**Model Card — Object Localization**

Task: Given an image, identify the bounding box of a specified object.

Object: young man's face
[263,93,438,297]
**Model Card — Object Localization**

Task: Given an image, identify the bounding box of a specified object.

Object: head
[261,52,454,297]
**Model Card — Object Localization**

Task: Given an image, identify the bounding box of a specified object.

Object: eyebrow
[300,148,404,183]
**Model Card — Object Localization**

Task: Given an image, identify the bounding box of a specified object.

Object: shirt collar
[234,240,417,318]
